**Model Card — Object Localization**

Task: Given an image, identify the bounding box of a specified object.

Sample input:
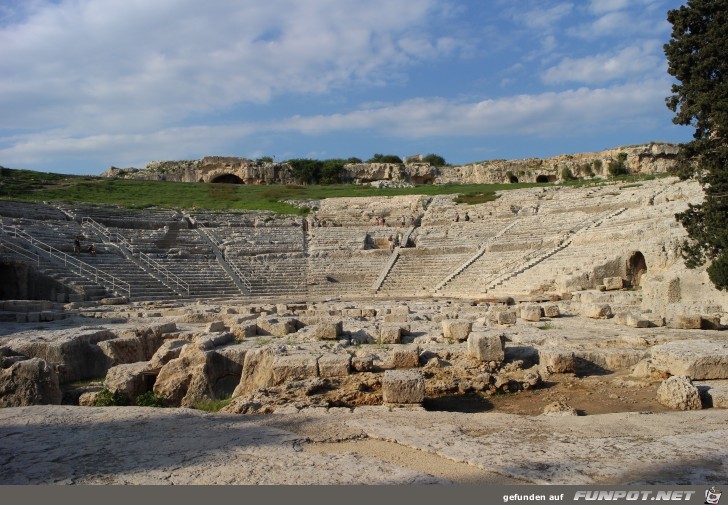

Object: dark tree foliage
[366,153,403,164]
[664,0,728,289]
[422,153,447,166]
[287,158,353,184]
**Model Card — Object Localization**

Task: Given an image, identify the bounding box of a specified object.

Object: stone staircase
[377,247,475,295]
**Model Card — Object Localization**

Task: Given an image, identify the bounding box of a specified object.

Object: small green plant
[94,388,130,407]
[135,391,165,407]
[561,167,575,181]
[192,396,233,413]
[257,337,273,345]
[608,152,629,177]
[537,322,555,330]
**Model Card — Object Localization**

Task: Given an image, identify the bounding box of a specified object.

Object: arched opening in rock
[627,251,647,287]
[536,175,549,183]
[509,175,519,183]
[210,173,244,184]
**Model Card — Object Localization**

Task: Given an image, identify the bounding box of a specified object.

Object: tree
[664,0,728,290]
[422,153,446,166]
[366,153,403,164]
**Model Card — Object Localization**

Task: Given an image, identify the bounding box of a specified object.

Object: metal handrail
[197,221,252,291]
[81,217,190,295]
[0,236,40,265]
[0,222,131,297]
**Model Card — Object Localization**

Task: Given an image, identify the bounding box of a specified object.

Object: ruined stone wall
[101,143,680,186]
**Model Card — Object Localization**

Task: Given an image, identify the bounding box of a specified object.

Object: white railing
[0,236,40,265]
[0,221,130,298]
[81,217,190,295]
[197,222,252,292]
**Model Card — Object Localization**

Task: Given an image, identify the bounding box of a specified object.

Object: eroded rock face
[467,332,505,363]
[650,340,728,380]
[442,319,472,342]
[656,375,702,410]
[0,358,61,406]
[382,369,424,404]
[104,362,152,401]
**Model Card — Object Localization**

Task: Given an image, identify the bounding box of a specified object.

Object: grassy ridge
[0,167,667,215]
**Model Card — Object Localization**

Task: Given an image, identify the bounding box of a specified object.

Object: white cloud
[588,0,630,14]
[542,40,664,84]
[0,0,458,134]
[520,3,574,29]
[0,78,674,170]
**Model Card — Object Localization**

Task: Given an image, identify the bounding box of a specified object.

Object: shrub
[561,167,574,181]
[94,388,129,407]
[422,153,446,166]
[135,391,165,408]
[607,152,629,177]
[192,397,233,413]
[366,153,403,164]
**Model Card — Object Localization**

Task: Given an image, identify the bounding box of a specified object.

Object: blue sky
[0,0,692,175]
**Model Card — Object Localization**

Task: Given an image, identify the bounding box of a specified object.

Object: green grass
[192,396,232,412]
[0,167,670,215]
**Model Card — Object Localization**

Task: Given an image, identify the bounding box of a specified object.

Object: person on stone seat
[73,239,81,255]
[87,244,96,256]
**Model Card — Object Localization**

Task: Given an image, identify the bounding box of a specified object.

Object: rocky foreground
[1,404,726,485]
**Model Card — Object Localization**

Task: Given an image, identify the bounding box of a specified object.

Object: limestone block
[98,337,145,367]
[232,347,277,397]
[256,316,299,337]
[232,322,257,340]
[272,354,319,384]
[382,370,425,404]
[442,319,472,342]
[103,362,151,400]
[351,355,374,372]
[386,346,420,369]
[318,354,351,378]
[78,391,99,406]
[224,314,258,325]
[100,297,128,305]
[206,321,226,333]
[539,349,576,373]
[383,314,409,323]
[379,325,403,344]
[0,358,62,407]
[650,340,728,380]
[542,401,578,416]
[603,277,623,291]
[614,312,650,328]
[520,305,542,322]
[656,375,702,410]
[583,303,613,319]
[361,308,377,318]
[342,309,362,318]
[467,332,505,363]
[497,310,517,325]
[311,321,344,340]
[542,304,560,318]
[148,339,188,369]
[668,315,702,330]
[695,380,728,408]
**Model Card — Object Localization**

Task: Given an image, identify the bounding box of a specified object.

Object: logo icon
[706,487,722,505]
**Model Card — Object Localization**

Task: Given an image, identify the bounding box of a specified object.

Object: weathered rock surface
[467,332,505,363]
[542,401,578,416]
[656,375,702,410]
[695,380,728,408]
[382,369,425,404]
[103,361,152,400]
[0,358,61,406]
[650,340,728,380]
[442,320,472,342]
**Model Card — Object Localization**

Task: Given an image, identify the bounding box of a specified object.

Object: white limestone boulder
[650,339,728,380]
[318,354,351,378]
[272,354,319,384]
[539,349,576,373]
[467,331,505,363]
[520,304,542,322]
[656,375,702,410]
[103,361,152,401]
[442,319,472,342]
[0,358,62,407]
[582,303,613,319]
[382,369,425,404]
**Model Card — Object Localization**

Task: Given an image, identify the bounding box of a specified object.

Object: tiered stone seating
[307,250,391,296]
[0,201,69,221]
[228,252,308,297]
[378,247,476,295]
[57,202,180,229]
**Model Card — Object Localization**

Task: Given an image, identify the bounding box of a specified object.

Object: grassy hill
[0,166,662,215]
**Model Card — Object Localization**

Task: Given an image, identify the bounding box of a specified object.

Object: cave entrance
[210,173,244,184]
[536,175,549,183]
[627,251,647,287]
[509,175,519,183]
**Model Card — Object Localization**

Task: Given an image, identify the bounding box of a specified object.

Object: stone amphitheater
[1,174,727,485]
